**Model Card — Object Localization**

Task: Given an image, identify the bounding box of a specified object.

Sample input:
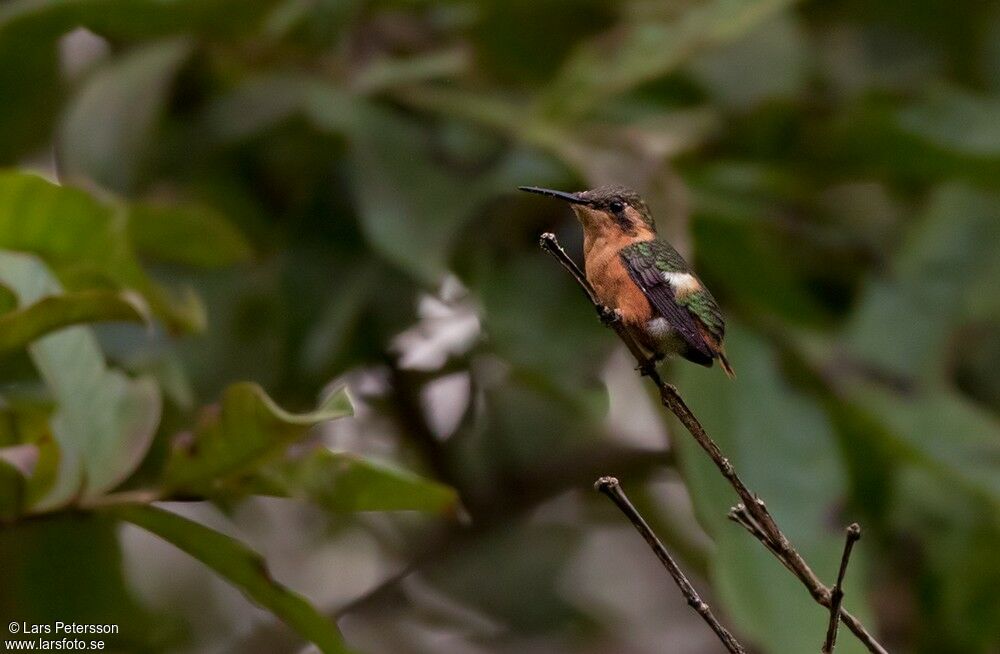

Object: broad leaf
[0,0,278,160]
[0,513,159,646]
[245,447,457,513]
[346,106,553,283]
[0,171,205,332]
[0,442,51,521]
[899,87,1000,156]
[0,289,149,357]
[542,0,800,118]
[128,201,252,268]
[109,504,351,654]
[0,443,38,477]
[846,183,1000,379]
[161,383,352,494]
[0,0,280,40]
[0,251,161,509]
[850,383,1000,504]
[59,39,191,193]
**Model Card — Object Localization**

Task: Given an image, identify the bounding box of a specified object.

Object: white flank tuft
[646,317,673,338]
[661,271,700,295]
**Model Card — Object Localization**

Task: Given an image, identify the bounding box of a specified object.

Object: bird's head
[518,185,655,237]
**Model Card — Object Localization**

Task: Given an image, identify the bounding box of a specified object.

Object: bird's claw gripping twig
[597,305,621,326]
[637,357,659,377]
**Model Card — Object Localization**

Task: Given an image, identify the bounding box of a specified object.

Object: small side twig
[595,476,746,654]
[823,524,862,653]
[539,233,888,654]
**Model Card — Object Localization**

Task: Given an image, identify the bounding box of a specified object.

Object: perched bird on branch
[520,185,734,378]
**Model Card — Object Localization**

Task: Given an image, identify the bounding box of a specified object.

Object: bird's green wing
[620,241,714,360]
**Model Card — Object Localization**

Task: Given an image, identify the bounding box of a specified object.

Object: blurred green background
[0,0,998,652]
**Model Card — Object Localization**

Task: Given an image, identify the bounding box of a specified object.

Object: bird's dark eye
[609,200,625,213]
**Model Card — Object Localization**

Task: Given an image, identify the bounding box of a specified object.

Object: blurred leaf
[890,468,1000,652]
[693,217,831,325]
[352,48,469,94]
[300,263,377,375]
[899,87,1000,156]
[542,0,800,118]
[202,73,313,142]
[846,183,1000,379]
[0,443,38,477]
[0,461,24,521]
[109,503,350,654]
[347,107,550,282]
[0,443,44,522]
[674,327,871,653]
[0,407,61,510]
[247,447,457,513]
[0,289,149,357]
[476,253,609,385]
[850,382,1000,504]
[426,523,583,632]
[23,434,60,509]
[0,513,160,648]
[471,0,610,84]
[0,0,280,41]
[0,251,161,509]
[687,13,808,108]
[0,10,60,161]
[0,171,205,332]
[59,39,191,193]
[0,282,16,312]
[161,382,352,494]
[129,201,253,267]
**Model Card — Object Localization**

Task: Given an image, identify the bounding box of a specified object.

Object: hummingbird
[520,184,734,378]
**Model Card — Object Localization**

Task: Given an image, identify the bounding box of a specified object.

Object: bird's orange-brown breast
[583,222,654,327]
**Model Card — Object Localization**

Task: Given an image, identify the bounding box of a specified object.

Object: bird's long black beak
[518,186,589,205]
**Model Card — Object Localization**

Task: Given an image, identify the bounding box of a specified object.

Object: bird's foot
[636,352,666,376]
[637,356,660,377]
[597,305,621,327]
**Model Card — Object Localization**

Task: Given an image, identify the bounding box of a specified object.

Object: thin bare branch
[823,523,863,653]
[540,233,888,654]
[595,476,747,654]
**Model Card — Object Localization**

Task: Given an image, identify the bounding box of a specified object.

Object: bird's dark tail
[718,351,736,379]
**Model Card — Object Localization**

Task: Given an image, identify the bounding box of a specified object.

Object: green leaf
[542,0,801,118]
[0,443,38,477]
[109,504,351,654]
[845,183,1000,379]
[0,459,24,521]
[899,87,1000,156]
[0,251,161,509]
[346,106,552,282]
[203,73,314,142]
[246,447,457,513]
[58,39,192,193]
[0,443,44,522]
[0,6,60,160]
[0,171,205,332]
[0,0,281,41]
[687,13,808,108]
[351,48,468,94]
[0,281,16,312]
[0,408,61,510]
[0,513,159,646]
[693,216,831,325]
[161,383,352,493]
[128,201,253,267]
[0,289,149,357]
[674,327,872,654]
[849,382,1000,504]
